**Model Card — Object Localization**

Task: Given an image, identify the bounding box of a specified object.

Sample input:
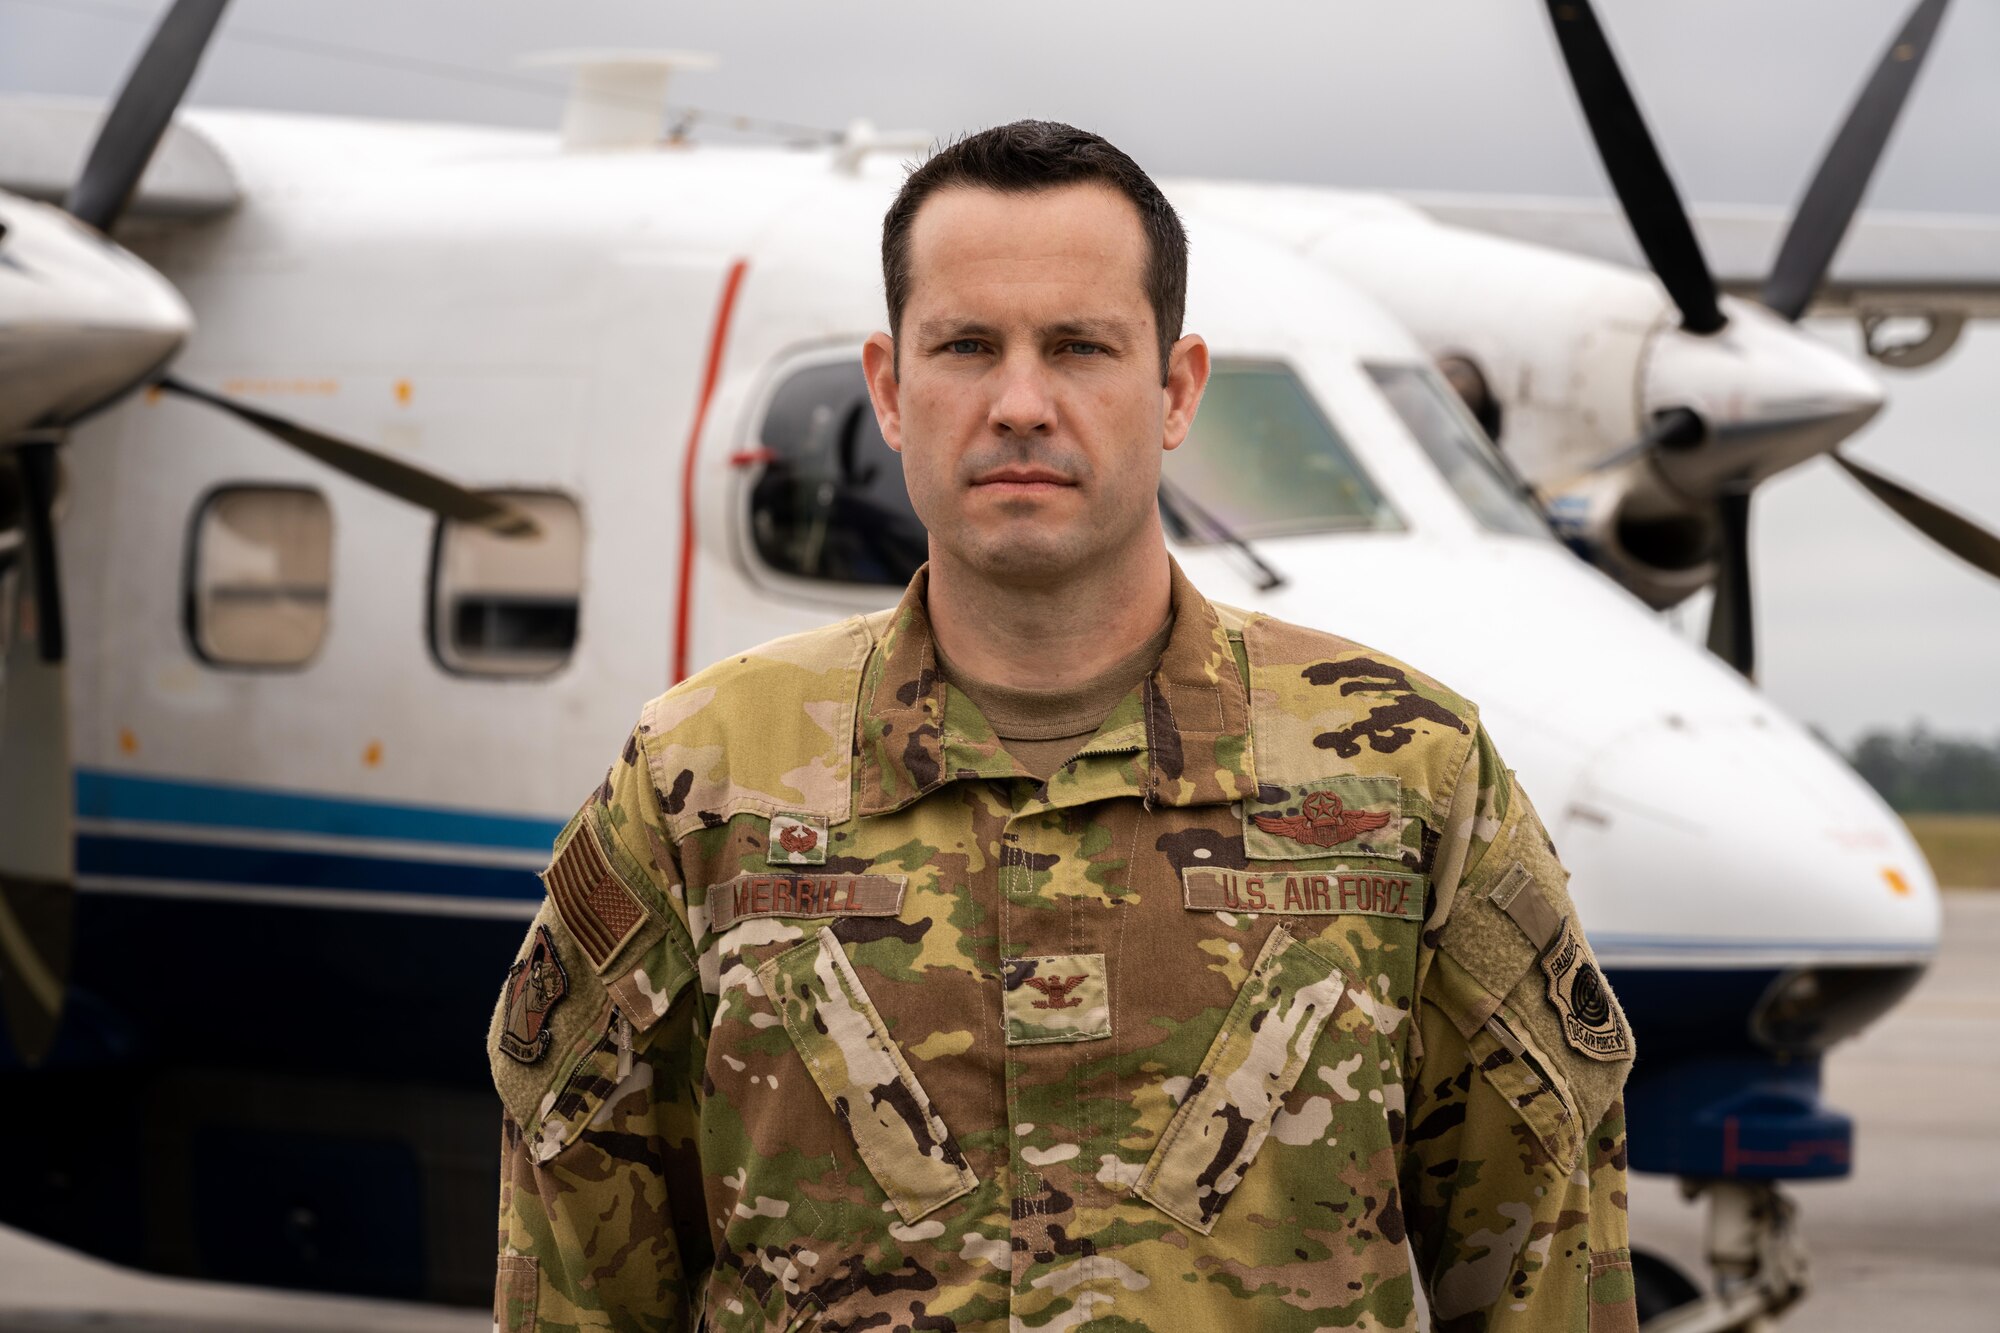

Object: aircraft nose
[1553,708,1938,972]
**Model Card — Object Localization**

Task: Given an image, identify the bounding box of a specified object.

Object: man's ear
[863,331,904,454]
[1161,334,1210,452]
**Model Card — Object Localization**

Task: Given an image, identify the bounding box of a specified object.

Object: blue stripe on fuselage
[74,769,565,851]
[76,834,542,900]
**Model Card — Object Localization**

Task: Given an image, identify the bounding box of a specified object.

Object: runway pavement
[3,890,1996,1331]
[1626,887,2000,1331]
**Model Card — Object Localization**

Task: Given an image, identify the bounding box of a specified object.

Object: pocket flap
[1468,1008,1582,1174]
[758,927,977,1224]
[1135,923,1351,1234]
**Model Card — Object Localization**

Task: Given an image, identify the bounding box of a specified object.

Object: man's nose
[987,355,1056,436]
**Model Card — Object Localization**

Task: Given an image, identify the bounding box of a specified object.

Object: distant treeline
[1846,726,2000,814]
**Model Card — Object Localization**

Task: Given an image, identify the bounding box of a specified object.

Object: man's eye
[1064,342,1106,356]
[946,339,984,355]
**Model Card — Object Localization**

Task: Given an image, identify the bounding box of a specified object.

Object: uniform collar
[854,559,1257,817]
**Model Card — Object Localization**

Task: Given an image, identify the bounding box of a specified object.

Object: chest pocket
[757,927,978,1223]
[1135,923,1354,1234]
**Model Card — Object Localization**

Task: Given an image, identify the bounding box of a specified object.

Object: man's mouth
[972,466,1075,493]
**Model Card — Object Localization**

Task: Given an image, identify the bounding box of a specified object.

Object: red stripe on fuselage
[673,259,750,683]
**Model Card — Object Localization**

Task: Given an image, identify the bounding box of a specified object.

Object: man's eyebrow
[913,317,999,343]
[1044,318,1139,343]
[910,316,1142,344]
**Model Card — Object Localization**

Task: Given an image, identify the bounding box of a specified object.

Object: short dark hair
[881,120,1188,381]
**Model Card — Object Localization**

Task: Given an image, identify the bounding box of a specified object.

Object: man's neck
[924,542,1173,693]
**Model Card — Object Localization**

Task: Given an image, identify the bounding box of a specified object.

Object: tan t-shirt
[937,617,1175,783]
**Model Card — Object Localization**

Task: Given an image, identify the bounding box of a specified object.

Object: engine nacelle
[1544,461,1718,611]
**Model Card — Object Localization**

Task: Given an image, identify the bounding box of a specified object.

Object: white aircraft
[2,1,1994,1326]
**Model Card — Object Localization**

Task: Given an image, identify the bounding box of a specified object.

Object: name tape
[708,871,906,932]
[1182,866,1424,921]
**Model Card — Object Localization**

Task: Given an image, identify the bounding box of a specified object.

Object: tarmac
[2,890,1996,1332]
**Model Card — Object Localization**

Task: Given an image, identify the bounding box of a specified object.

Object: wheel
[1633,1247,1704,1324]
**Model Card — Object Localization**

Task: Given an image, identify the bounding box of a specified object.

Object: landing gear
[1641,1182,1810,1332]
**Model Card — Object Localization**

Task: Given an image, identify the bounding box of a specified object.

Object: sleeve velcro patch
[543,821,647,971]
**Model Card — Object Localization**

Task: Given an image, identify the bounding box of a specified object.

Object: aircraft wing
[0,95,239,220]
[1403,191,2000,319]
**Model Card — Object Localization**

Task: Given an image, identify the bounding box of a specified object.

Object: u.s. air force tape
[1182,866,1423,920]
[707,871,906,932]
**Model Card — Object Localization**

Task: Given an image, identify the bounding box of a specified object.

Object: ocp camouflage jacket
[489,562,1638,1333]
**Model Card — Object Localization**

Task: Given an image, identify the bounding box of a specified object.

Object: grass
[1903,814,2000,889]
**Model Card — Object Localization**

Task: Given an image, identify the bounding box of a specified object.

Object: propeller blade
[1706,488,1755,677]
[1762,0,1950,322]
[1543,0,1726,335]
[1831,452,2000,579]
[13,438,65,664]
[156,378,539,537]
[64,0,232,234]
[0,444,76,1066]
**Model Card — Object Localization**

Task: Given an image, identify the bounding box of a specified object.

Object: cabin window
[1366,363,1550,539]
[746,360,927,587]
[430,492,582,677]
[1161,361,1401,540]
[187,485,333,668]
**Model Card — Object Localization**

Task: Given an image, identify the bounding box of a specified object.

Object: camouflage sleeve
[490,722,711,1332]
[1403,727,1638,1333]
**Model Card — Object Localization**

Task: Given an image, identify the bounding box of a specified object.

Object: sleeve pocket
[494,1253,538,1332]
[1467,1006,1581,1174]
[1135,923,1353,1234]
[758,927,977,1224]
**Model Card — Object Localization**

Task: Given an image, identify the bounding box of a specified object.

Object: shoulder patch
[1542,922,1632,1062]
[544,819,646,972]
[497,925,568,1064]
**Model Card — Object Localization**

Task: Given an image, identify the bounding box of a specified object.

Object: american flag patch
[544,822,646,970]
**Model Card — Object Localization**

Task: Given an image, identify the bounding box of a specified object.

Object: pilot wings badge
[1251,790,1393,850]
[498,925,569,1064]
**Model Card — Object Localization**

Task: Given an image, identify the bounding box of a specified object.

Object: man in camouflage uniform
[490,121,1638,1332]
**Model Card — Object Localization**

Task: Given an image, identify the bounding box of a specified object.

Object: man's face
[864,183,1207,586]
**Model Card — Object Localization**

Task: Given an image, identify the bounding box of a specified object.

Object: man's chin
[947,531,1092,587]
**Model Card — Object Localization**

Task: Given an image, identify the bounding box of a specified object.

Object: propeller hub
[0,191,192,438]
[1642,297,1883,499]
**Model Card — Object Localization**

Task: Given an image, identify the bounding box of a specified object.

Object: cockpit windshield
[1160,361,1402,541]
[1364,363,1551,539]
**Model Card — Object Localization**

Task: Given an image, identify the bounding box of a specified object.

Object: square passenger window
[430,492,582,677]
[187,485,333,668]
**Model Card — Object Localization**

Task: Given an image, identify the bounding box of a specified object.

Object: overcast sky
[3,0,1997,743]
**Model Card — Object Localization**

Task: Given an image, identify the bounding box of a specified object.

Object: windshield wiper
[1158,477,1286,592]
